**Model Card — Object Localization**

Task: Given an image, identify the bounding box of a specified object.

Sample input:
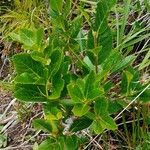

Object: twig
[0,145,33,150]
[20,130,41,146]
[0,98,16,120]
[82,130,103,150]
[0,112,17,125]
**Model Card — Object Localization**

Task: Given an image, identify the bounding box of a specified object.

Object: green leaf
[87,25,113,65]
[10,28,44,51]
[14,84,47,102]
[87,30,94,49]
[12,53,44,76]
[33,119,52,132]
[97,27,113,64]
[67,83,84,103]
[104,81,114,92]
[14,72,45,85]
[44,105,62,120]
[68,72,103,103]
[39,136,80,150]
[100,115,117,131]
[39,139,57,150]
[69,116,93,132]
[19,28,35,47]
[48,49,63,77]
[12,53,46,86]
[94,0,116,31]
[33,142,39,150]
[36,28,44,47]
[44,45,53,58]
[91,116,117,134]
[101,50,121,74]
[94,97,108,115]
[108,100,122,114]
[72,104,90,117]
[84,71,95,98]
[48,73,64,100]
[83,56,95,70]
[85,72,103,99]
[59,135,79,150]
[91,119,103,134]
[44,106,62,134]
[70,16,82,38]
[31,51,51,66]
[60,99,74,106]
[76,79,85,94]
[87,0,116,64]
[88,89,104,100]
[92,97,117,133]
[9,32,22,43]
